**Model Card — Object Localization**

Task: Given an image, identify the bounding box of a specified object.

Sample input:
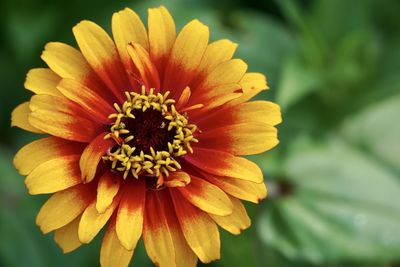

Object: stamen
[103,86,198,182]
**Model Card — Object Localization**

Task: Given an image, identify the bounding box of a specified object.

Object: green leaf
[230,10,296,86]
[258,138,400,263]
[276,59,321,110]
[216,228,259,267]
[342,94,400,173]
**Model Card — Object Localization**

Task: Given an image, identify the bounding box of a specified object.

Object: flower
[11,5,281,267]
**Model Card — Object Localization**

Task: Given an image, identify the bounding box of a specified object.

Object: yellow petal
[208,92,242,110]
[36,184,94,234]
[228,72,268,105]
[175,86,191,109]
[187,148,263,183]
[143,190,176,267]
[127,43,160,90]
[73,20,127,101]
[240,72,269,92]
[148,6,176,73]
[100,217,134,267]
[14,137,84,176]
[116,180,145,250]
[78,196,119,244]
[29,109,99,142]
[41,42,91,80]
[164,190,198,267]
[190,89,241,116]
[25,155,82,195]
[96,171,120,213]
[198,100,282,128]
[204,173,267,203]
[171,191,220,263]
[11,102,43,133]
[112,8,148,67]
[28,94,101,142]
[41,42,112,101]
[178,175,233,216]
[169,224,198,267]
[29,94,76,113]
[209,196,251,235]
[164,171,191,188]
[57,78,114,123]
[80,133,114,183]
[54,215,82,253]
[196,39,237,76]
[163,19,209,93]
[195,59,247,94]
[199,122,279,155]
[24,68,62,96]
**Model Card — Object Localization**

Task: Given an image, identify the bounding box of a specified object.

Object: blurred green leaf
[276,58,321,110]
[231,10,296,86]
[342,94,400,173]
[215,229,259,267]
[258,138,400,263]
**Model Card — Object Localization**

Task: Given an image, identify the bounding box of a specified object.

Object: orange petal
[14,137,85,176]
[112,8,148,66]
[188,84,244,119]
[148,6,176,77]
[78,194,120,244]
[24,68,62,96]
[73,21,128,102]
[209,196,251,235]
[143,190,176,267]
[54,215,82,253]
[127,43,160,90]
[100,215,134,267]
[11,102,43,133]
[186,148,263,183]
[228,72,268,105]
[96,171,120,213]
[162,190,198,267]
[178,175,233,216]
[204,173,267,203]
[29,110,100,142]
[164,171,191,188]
[198,122,279,155]
[143,190,197,267]
[163,19,209,96]
[41,42,116,103]
[201,92,241,111]
[116,179,145,250]
[29,94,81,113]
[25,155,82,195]
[198,100,282,129]
[80,133,114,183]
[28,94,102,142]
[171,191,220,263]
[36,184,95,234]
[57,78,114,123]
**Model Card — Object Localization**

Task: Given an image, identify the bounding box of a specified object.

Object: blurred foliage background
[1,0,400,266]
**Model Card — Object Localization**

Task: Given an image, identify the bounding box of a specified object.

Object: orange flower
[11,6,281,267]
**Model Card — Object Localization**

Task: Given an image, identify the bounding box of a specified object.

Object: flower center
[103,87,198,180]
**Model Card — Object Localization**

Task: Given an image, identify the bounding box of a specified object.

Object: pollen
[103,86,198,180]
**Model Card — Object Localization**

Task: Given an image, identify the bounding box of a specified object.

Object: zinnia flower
[11,5,281,267]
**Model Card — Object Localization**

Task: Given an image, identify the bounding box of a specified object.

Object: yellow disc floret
[103,86,198,179]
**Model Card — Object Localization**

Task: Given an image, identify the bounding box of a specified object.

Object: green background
[1,0,400,266]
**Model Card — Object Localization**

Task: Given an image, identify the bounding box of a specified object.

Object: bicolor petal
[186,147,263,183]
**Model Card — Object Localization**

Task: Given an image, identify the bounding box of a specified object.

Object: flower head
[12,6,281,267]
